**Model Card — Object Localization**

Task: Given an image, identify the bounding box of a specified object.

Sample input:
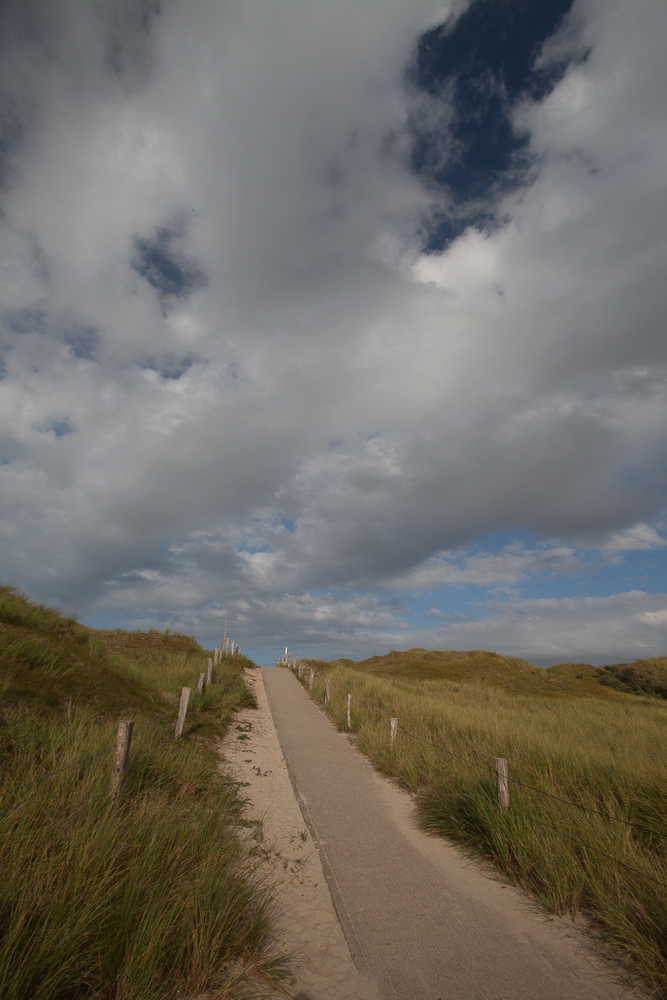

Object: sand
[218,667,379,1000]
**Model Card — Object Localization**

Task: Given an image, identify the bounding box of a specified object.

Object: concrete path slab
[219,667,379,1000]
[263,665,646,1000]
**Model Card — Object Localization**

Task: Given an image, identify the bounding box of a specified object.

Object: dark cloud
[40,417,75,438]
[63,324,99,360]
[0,433,23,464]
[139,352,200,380]
[132,218,207,306]
[103,0,162,87]
[2,309,98,360]
[0,1,52,190]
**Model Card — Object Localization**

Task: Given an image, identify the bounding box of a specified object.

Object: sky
[0,0,665,667]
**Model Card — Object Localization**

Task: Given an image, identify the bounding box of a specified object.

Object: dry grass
[300,652,667,999]
[0,585,293,1000]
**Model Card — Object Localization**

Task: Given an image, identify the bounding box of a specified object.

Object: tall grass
[0,586,293,999]
[301,662,667,999]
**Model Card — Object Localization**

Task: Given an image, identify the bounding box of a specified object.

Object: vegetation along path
[262,665,645,1000]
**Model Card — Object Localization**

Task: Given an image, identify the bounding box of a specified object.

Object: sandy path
[218,667,379,1000]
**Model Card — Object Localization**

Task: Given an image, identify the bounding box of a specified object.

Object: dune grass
[299,653,667,998]
[0,585,292,1000]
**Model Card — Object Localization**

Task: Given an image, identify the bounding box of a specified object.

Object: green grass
[0,585,293,1000]
[298,651,667,999]
[326,646,667,701]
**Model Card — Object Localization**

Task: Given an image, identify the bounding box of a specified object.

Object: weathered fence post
[111,720,134,798]
[495,757,510,810]
[309,667,314,691]
[325,678,331,705]
[298,661,304,679]
[390,717,398,751]
[346,693,352,730]
[175,687,191,738]
[198,672,206,695]
[207,658,213,684]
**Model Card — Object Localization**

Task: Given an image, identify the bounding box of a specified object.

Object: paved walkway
[219,667,378,1000]
[263,666,644,1000]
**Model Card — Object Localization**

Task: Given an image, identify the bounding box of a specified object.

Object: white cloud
[427,591,667,667]
[603,523,667,551]
[0,0,665,664]
[93,589,666,668]
[388,543,583,589]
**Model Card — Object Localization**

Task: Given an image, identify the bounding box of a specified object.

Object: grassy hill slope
[0,585,290,1000]
[297,648,667,997]
[326,647,667,700]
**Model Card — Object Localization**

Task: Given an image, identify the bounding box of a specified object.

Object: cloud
[427,590,667,667]
[132,216,207,307]
[387,542,583,589]
[603,523,667,552]
[0,0,665,665]
[86,585,667,669]
[406,0,583,247]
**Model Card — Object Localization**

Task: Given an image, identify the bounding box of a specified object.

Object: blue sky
[1,0,666,667]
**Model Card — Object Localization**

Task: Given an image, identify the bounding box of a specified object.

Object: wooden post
[346,693,352,730]
[324,678,331,705]
[175,687,191,738]
[309,667,314,691]
[495,757,510,811]
[299,662,304,679]
[198,672,206,695]
[207,658,213,684]
[214,649,219,665]
[390,717,398,751]
[111,720,134,798]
